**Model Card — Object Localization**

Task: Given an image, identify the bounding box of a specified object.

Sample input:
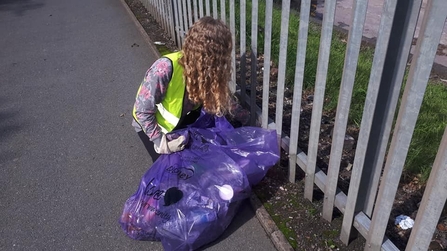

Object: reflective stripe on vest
[156,103,180,133]
[155,52,185,133]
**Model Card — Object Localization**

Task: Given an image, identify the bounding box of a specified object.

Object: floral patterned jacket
[132,57,249,141]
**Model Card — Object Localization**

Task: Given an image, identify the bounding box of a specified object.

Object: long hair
[179,16,233,116]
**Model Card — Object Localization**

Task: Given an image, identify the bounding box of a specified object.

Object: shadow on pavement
[0,99,23,165]
[0,0,44,16]
[197,199,255,250]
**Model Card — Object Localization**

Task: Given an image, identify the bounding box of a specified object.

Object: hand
[153,134,186,154]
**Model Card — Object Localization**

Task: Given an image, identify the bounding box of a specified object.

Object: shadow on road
[0,0,44,16]
[0,98,23,165]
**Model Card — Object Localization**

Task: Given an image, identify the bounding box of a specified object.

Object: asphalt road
[0,0,276,250]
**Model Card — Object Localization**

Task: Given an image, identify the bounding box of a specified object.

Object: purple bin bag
[119,111,279,251]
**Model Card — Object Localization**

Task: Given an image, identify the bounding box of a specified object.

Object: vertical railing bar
[261,0,273,129]
[173,0,182,48]
[165,0,170,38]
[199,0,204,18]
[406,127,447,250]
[166,0,171,34]
[159,0,165,34]
[156,0,161,29]
[159,0,164,27]
[363,0,422,220]
[274,0,290,145]
[161,0,168,35]
[239,0,247,104]
[178,0,186,46]
[160,0,166,35]
[145,0,150,17]
[182,0,189,35]
[150,0,155,26]
[155,0,161,27]
[166,0,171,35]
[249,0,258,126]
[168,0,176,44]
[220,0,226,23]
[341,0,422,244]
[146,0,151,17]
[304,0,337,201]
[158,0,162,25]
[229,0,236,93]
[322,0,369,221]
[154,0,158,19]
[193,0,199,22]
[288,0,311,182]
[187,0,193,28]
[160,0,165,28]
[213,0,218,19]
[366,0,447,249]
[205,0,211,16]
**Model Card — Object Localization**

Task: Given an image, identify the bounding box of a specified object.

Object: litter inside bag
[119,111,279,251]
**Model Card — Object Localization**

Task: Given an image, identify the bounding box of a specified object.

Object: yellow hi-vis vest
[155,52,186,133]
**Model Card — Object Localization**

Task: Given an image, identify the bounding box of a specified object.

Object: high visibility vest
[155,52,186,133]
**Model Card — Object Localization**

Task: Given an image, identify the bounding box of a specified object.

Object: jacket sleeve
[133,57,173,141]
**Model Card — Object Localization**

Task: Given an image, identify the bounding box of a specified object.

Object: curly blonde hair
[179,16,233,116]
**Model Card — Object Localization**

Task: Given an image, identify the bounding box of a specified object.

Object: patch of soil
[124,0,447,250]
[254,152,367,250]
[124,0,177,53]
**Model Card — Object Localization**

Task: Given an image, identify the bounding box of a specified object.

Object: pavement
[315,0,447,73]
[0,0,288,250]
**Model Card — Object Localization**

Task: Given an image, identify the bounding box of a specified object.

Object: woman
[132,16,248,162]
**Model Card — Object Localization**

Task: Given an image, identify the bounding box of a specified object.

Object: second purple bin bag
[119,111,279,251]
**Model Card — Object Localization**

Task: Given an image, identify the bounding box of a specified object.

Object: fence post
[340,0,422,244]
[365,0,447,249]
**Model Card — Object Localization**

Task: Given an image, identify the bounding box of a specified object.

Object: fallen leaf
[437,223,447,231]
